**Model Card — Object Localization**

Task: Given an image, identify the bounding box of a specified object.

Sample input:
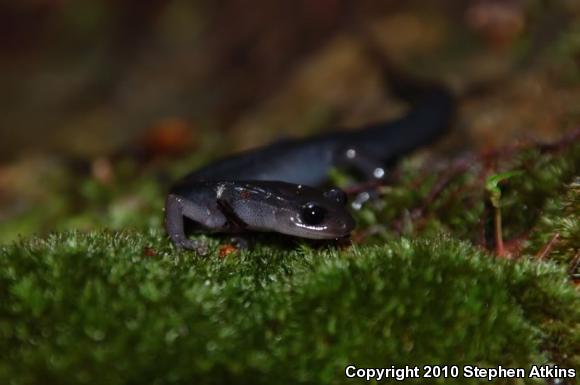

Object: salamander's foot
[229,235,251,250]
[172,237,209,256]
[165,193,213,255]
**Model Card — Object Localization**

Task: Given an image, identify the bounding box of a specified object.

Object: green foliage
[499,144,580,241]
[353,142,580,250]
[524,177,580,265]
[1,232,578,384]
[485,171,524,208]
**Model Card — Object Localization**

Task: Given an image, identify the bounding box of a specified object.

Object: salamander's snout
[332,212,355,238]
[326,208,356,238]
[340,213,356,233]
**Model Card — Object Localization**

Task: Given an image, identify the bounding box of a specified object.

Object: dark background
[2,0,579,156]
[0,0,579,240]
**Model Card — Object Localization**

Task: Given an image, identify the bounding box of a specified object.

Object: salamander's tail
[347,32,456,160]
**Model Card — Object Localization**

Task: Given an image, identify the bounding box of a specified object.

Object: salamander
[165,62,454,252]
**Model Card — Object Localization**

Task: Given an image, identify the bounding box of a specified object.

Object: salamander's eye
[301,202,326,225]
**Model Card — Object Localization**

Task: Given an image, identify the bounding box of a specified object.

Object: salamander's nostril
[324,188,347,205]
[345,215,356,232]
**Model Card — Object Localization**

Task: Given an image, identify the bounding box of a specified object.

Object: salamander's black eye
[301,203,326,225]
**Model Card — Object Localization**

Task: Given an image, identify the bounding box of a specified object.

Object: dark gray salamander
[165,77,454,251]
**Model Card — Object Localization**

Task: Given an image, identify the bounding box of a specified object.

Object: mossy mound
[1,232,578,384]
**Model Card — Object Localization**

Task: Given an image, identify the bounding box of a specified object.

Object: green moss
[498,145,580,241]
[352,142,580,257]
[524,178,580,265]
[1,232,578,384]
[1,128,578,384]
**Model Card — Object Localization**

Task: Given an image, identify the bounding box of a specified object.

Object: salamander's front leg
[165,193,227,254]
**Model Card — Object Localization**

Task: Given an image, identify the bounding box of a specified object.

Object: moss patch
[1,232,578,384]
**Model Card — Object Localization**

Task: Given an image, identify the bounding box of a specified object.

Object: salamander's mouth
[286,212,355,239]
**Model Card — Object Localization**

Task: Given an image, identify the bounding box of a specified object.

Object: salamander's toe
[172,237,209,255]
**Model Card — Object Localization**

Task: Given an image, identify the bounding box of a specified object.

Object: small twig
[535,233,560,261]
[410,158,473,220]
[479,127,580,161]
[390,158,475,234]
[485,171,523,258]
[494,206,506,257]
[568,252,580,276]
[536,128,580,152]
[343,179,385,195]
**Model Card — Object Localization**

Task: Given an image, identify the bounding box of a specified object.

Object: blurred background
[1,0,579,243]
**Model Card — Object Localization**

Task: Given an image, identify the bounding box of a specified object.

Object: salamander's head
[283,187,355,239]
[231,182,355,239]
